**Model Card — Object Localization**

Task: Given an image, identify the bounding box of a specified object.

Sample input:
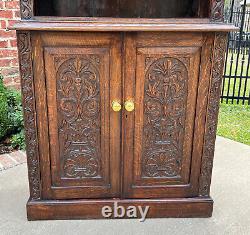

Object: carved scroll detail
[210,0,225,22]
[17,32,40,199]
[199,33,227,196]
[142,57,188,178]
[20,0,33,19]
[56,57,101,178]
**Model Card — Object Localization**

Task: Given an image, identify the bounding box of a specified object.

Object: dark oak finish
[17,31,41,200]
[27,197,213,220]
[16,0,235,220]
[13,20,237,32]
[199,32,228,196]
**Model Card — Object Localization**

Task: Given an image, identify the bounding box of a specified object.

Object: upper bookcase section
[20,0,225,22]
[36,0,200,18]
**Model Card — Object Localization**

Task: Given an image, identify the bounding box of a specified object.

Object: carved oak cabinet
[14,0,237,220]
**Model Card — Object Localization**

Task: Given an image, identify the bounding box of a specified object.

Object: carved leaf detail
[142,57,188,178]
[199,33,227,196]
[56,57,101,178]
[17,32,40,199]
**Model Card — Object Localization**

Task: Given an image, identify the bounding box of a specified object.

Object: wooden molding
[13,21,237,32]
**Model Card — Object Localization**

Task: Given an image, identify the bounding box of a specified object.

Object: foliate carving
[17,32,41,199]
[199,33,227,196]
[20,0,33,19]
[142,57,188,178]
[56,57,101,178]
[210,0,224,22]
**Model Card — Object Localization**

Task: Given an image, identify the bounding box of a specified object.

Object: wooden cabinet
[14,0,237,220]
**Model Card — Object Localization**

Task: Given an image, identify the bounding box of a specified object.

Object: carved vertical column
[20,0,34,19]
[199,33,228,196]
[17,31,41,200]
[210,0,225,22]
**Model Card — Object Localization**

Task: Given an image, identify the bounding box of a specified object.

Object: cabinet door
[32,32,122,199]
[123,33,214,198]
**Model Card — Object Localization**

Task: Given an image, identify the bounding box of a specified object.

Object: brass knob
[124,100,135,112]
[111,100,122,112]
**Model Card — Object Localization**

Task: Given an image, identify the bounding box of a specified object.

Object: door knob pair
[112,100,135,112]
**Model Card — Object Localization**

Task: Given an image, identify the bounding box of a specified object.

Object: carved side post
[210,0,225,22]
[20,0,34,19]
[199,33,228,196]
[17,31,41,200]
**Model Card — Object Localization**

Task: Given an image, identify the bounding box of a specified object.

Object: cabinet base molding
[27,197,213,220]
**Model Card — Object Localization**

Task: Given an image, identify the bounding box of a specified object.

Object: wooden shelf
[12,18,238,32]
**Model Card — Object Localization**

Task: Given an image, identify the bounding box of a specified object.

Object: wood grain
[199,33,228,196]
[13,20,237,32]
[17,31,41,200]
[27,197,213,220]
[16,0,234,219]
[31,32,122,199]
[123,33,211,199]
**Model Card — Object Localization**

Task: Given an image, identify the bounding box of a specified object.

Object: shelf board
[12,18,238,32]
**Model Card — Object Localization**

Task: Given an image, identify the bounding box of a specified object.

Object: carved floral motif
[199,33,227,196]
[142,57,188,178]
[17,32,41,199]
[55,57,101,178]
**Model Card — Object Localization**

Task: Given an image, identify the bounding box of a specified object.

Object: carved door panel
[32,32,122,199]
[123,33,214,198]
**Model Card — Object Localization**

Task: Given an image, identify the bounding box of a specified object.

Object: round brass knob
[111,100,122,112]
[124,100,135,112]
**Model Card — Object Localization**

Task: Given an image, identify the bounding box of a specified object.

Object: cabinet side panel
[17,31,41,200]
[199,32,228,196]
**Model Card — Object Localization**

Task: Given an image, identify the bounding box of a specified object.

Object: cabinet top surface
[13,18,238,32]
